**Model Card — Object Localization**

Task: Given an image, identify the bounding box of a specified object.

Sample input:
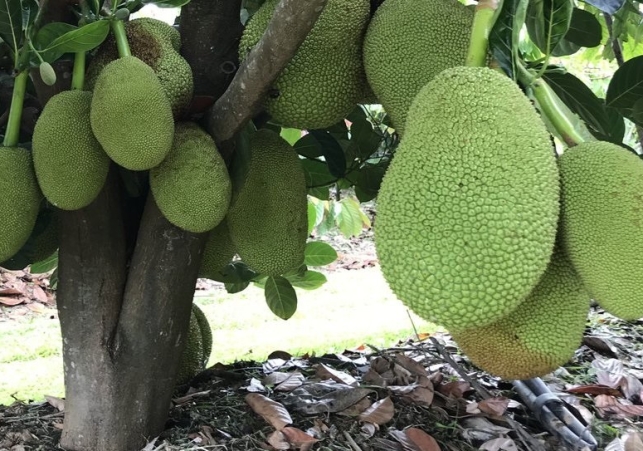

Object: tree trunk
[57,170,207,451]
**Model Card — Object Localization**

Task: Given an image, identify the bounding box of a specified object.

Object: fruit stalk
[111,19,131,58]
[71,51,86,91]
[3,71,29,147]
[466,0,498,67]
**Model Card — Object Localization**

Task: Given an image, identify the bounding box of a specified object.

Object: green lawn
[0,267,434,406]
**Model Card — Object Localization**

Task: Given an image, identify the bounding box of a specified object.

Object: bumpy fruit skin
[451,247,590,380]
[191,304,212,368]
[559,142,643,320]
[239,0,370,129]
[150,122,231,233]
[90,56,174,171]
[363,0,473,135]
[86,18,191,118]
[375,67,560,331]
[176,304,212,385]
[32,90,110,210]
[0,148,42,263]
[1,207,58,271]
[226,129,308,276]
[199,220,237,280]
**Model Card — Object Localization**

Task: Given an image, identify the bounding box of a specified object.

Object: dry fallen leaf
[361,422,378,437]
[406,427,441,451]
[595,395,643,418]
[267,430,290,450]
[314,363,358,387]
[245,393,292,430]
[620,375,643,402]
[567,385,622,397]
[625,432,643,451]
[264,372,293,387]
[393,354,428,377]
[389,429,421,451]
[275,372,305,392]
[592,359,625,388]
[45,395,65,411]
[480,437,518,451]
[438,381,470,398]
[478,397,509,417]
[338,396,372,417]
[26,302,47,314]
[281,426,319,449]
[0,296,23,306]
[358,396,395,425]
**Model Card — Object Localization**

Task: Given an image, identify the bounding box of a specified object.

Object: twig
[343,431,363,451]
[207,0,328,143]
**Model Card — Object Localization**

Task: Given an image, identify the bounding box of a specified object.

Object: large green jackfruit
[32,90,110,210]
[451,247,590,380]
[90,56,174,171]
[176,304,211,385]
[0,148,42,262]
[87,18,191,118]
[1,207,58,271]
[150,122,231,233]
[226,129,308,276]
[239,0,370,129]
[559,142,643,320]
[199,220,237,280]
[375,67,560,331]
[363,0,473,135]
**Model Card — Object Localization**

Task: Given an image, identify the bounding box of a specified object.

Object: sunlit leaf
[303,241,337,266]
[41,20,111,63]
[265,276,297,320]
[526,0,573,54]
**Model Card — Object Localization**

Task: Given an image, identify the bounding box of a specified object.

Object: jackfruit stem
[111,19,131,58]
[71,51,86,91]
[466,0,497,67]
[3,71,28,147]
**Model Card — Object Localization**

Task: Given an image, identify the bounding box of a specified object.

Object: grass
[0,267,434,406]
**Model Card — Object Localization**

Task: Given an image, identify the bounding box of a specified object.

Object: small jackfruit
[199,220,237,280]
[176,304,211,385]
[32,90,110,210]
[363,0,473,135]
[559,141,643,320]
[239,0,370,129]
[90,56,174,171]
[0,148,42,262]
[451,247,590,380]
[191,304,212,368]
[1,207,58,271]
[375,67,560,331]
[86,18,191,118]
[226,129,308,276]
[150,122,231,233]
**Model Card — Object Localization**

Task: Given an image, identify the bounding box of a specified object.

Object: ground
[2,230,643,450]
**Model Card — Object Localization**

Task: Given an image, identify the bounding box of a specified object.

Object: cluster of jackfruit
[373,55,643,380]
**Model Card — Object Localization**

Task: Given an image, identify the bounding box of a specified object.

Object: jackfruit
[90,56,174,171]
[192,304,212,367]
[150,122,231,233]
[1,207,58,271]
[0,148,42,262]
[239,0,370,129]
[375,66,559,331]
[86,18,191,118]
[32,90,110,210]
[363,0,473,135]
[559,141,643,320]
[199,220,237,280]
[176,304,212,385]
[226,129,307,276]
[451,247,590,380]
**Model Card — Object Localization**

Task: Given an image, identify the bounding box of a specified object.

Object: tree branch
[207,0,328,144]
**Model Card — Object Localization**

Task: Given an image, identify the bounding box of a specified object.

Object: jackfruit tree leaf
[346,111,382,163]
[21,0,36,31]
[295,134,323,158]
[280,127,302,145]
[543,71,625,143]
[212,261,258,284]
[583,0,624,14]
[489,0,524,79]
[142,0,191,7]
[301,158,335,189]
[0,0,22,56]
[265,276,298,320]
[304,242,337,266]
[308,185,330,201]
[632,98,643,127]
[225,281,250,294]
[550,37,581,56]
[29,251,59,274]
[286,270,327,290]
[563,8,602,48]
[40,20,110,63]
[34,22,76,51]
[526,0,573,55]
[352,164,385,203]
[606,55,643,114]
[325,119,349,141]
[309,130,346,178]
[335,198,364,238]
[307,200,317,235]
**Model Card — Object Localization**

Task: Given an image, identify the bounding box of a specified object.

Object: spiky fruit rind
[363,0,473,135]
[90,56,174,171]
[0,148,42,262]
[191,304,212,368]
[559,142,643,320]
[1,207,58,271]
[226,129,308,276]
[150,122,231,233]
[199,220,237,280]
[33,90,110,210]
[239,0,370,129]
[451,247,590,380]
[176,309,203,385]
[375,66,560,331]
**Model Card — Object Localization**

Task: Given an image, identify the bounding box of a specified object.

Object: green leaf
[352,164,386,203]
[632,97,643,127]
[265,276,297,320]
[606,55,643,115]
[307,199,317,235]
[41,20,111,63]
[309,130,346,178]
[34,22,76,50]
[564,8,602,48]
[526,0,573,55]
[211,261,258,284]
[225,281,250,294]
[295,134,324,158]
[286,270,327,290]
[346,111,382,162]
[301,158,335,189]
[21,0,37,32]
[280,127,302,145]
[0,0,23,54]
[335,198,364,238]
[30,251,59,274]
[142,0,191,6]
[304,241,337,266]
[489,0,524,79]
